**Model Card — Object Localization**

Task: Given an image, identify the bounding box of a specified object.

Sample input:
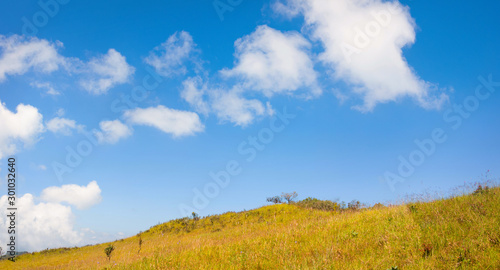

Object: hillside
[2,186,500,269]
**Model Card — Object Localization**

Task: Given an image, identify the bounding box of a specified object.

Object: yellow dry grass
[2,187,499,269]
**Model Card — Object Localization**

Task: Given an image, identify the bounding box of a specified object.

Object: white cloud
[0,194,82,252]
[79,49,135,95]
[56,108,65,117]
[180,76,211,115]
[221,25,321,98]
[169,28,309,127]
[0,101,44,159]
[124,105,204,137]
[145,31,198,77]
[0,35,66,82]
[46,117,79,136]
[0,181,105,252]
[181,77,271,127]
[30,81,60,95]
[274,0,448,111]
[94,120,132,144]
[0,35,135,94]
[211,87,268,127]
[40,181,102,210]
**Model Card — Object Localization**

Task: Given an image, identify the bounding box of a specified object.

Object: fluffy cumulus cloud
[145,28,306,127]
[124,105,204,137]
[145,31,198,77]
[177,26,306,127]
[0,194,82,252]
[221,25,320,97]
[46,117,80,136]
[0,101,44,159]
[0,35,66,82]
[94,119,132,144]
[79,49,135,95]
[0,181,104,252]
[274,0,448,111]
[40,181,102,210]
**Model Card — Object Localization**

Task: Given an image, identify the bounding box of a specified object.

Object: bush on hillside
[372,203,385,209]
[266,196,282,204]
[473,184,490,195]
[348,200,361,210]
[296,197,340,211]
[266,192,298,204]
[104,245,114,261]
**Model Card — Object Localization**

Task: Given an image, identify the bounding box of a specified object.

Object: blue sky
[0,0,499,251]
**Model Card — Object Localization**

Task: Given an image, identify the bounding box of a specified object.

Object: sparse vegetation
[267,192,298,204]
[281,191,298,203]
[266,195,282,204]
[1,183,499,269]
[104,245,114,261]
[296,197,340,211]
[347,199,361,210]
[473,184,490,195]
[137,235,142,254]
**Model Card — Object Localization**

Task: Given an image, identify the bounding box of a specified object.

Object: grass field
[2,184,499,269]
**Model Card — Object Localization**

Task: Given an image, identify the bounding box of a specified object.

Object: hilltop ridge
[2,185,500,269]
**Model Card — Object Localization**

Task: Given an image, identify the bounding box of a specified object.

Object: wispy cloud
[0,35,135,95]
[94,120,132,144]
[46,117,81,136]
[0,35,66,82]
[145,31,200,77]
[180,76,272,127]
[79,49,135,95]
[30,81,61,95]
[124,105,204,137]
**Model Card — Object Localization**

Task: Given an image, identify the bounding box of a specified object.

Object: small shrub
[473,184,490,195]
[266,192,298,204]
[339,201,347,210]
[266,196,282,204]
[138,236,143,254]
[422,242,432,258]
[457,248,472,265]
[348,200,361,211]
[372,203,385,209]
[104,245,115,261]
[296,197,339,211]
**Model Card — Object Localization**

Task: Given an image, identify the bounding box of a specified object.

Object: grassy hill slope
[2,186,500,269]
